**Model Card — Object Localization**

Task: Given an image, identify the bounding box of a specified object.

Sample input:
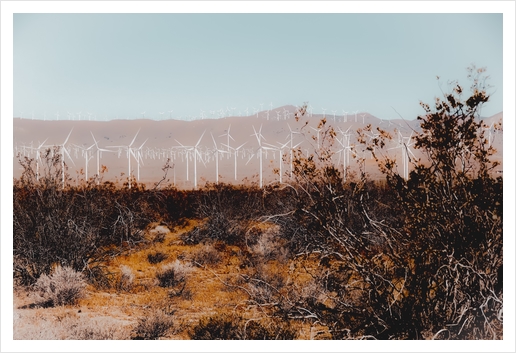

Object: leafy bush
[31,265,87,307]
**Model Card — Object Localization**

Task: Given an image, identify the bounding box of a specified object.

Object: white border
[2,1,514,352]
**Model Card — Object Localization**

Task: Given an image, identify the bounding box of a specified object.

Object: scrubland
[13,68,503,340]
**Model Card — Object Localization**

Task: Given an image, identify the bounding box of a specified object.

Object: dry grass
[14,220,298,340]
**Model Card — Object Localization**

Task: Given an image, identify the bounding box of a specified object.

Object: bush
[31,265,87,307]
[116,265,135,292]
[273,67,503,339]
[189,313,298,340]
[13,150,159,285]
[190,244,222,266]
[156,260,192,288]
[132,310,174,340]
[182,184,263,245]
[147,251,168,264]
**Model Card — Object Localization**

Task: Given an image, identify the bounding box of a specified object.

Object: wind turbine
[336,127,354,181]
[264,140,298,184]
[175,130,206,189]
[133,139,148,182]
[251,125,267,188]
[210,132,227,184]
[32,139,49,181]
[91,132,114,184]
[107,129,142,189]
[219,124,235,154]
[310,126,322,150]
[56,129,75,188]
[74,142,95,182]
[286,123,302,177]
[388,131,416,180]
[223,141,247,182]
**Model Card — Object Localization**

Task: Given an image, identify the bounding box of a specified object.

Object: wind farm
[12,106,504,189]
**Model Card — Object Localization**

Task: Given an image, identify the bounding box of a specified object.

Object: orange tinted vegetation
[13,67,502,340]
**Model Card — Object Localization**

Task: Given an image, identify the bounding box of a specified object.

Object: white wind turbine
[286,123,302,177]
[90,132,115,184]
[132,139,148,182]
[176,130,206,189]
[223,141,247,181]
[251,125,268,188]
[388,131,416,180]
[33,138,49,181]
[264,140,298,184]
[310,126,322,150]
[107,129,142,189]
[210,132,227,184]
[56,129,75,188]
[336,127,354,181]
[74,142,95,182]
[219,124,235,155]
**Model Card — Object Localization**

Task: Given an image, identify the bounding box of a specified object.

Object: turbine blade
[62,147,76,166]
[63,128,74,145]
[196,130,206,147]
[129,128,141,147]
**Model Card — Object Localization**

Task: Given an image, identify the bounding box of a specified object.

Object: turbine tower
[91,132,114,184]
[107,129,142,189]
[56,129,75,188]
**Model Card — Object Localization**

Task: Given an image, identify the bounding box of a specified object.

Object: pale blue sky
[14,13,502,120]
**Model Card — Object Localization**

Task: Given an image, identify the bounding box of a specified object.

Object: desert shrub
[190,244,222,266]
[31,265,87,307]
[131,310,174,340]
[115,265,135,292]
[182,183,263,245]
[273,68,502,339]
[13,150,160,285]
[147,251,168,264]
[156,260,192,288]
[249,225,289,263]
[189,313,298,340]
[69,322,128,340]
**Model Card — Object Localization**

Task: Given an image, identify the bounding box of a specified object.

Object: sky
[13,11,503,121]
